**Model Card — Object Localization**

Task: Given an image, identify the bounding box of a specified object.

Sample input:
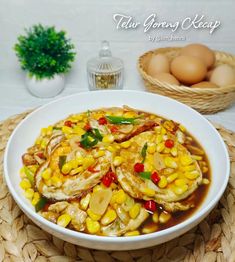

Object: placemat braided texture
[0,112,235,262]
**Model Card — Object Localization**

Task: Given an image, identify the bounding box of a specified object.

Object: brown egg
[191,81,219,88]
[151,72,180,85]
[147,54,170,76]
[170,55,207,85]
[181,43,215,68]
[210,64,235,86]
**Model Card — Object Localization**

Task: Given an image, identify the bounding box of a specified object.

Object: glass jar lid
[87,40,123,74]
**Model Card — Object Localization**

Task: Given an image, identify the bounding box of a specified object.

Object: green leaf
[139,172,151,180]
[59,155,66,170]
[106,116,136,125]
[35,197,48,212]
[80,132,98,149]
[24,166,34,185]
[141,143,148,163]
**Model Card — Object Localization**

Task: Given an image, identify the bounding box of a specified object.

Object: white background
[0,0,235,130]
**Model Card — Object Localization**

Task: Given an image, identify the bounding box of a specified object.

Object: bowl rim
[3,90,230,244]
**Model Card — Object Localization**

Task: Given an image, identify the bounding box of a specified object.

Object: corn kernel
[101,209,117,226]
[124,230,140,237]
[167,173,179,183]
[93,150,105,158]
[70,160,79,169]
[123,112,136,118]
[33,192,40,199]
[164,157,178,169]
[42,168,52,180]
[57,214,71,227]
[82,157,95,169]
[107,145,115,152]
[185,171,200,180]
[202,167,209,173]
[120,141,131,149]
[129,203,140,219]
[73,126,85,136]
[115,190,127,204]
[181,165,196,172]
[76,156,84,165]
[171,147,178,157]
[35,137,42,145]
[158,176,168,188]
[202,178,210,185]
[163,148,171,154]
[62,126,73,134]
[70,166,84,175]
[152,212,159,223]
[80,193,91,210]
[24,188,34,199]
[44,179,52,187]
[41,127,47,136]
[175,179,187,186]
[62,163,72,174]
[140,187,155,197]
[161,127,167,135]
[113,156,123,167]
[31,192,40,206]
[180,155,193,166]
[20,167,26,178]
[159,212,171,223]
[20,179,31,190]
[179,124,186,132]
[51,176,62,187]
[102,134,114,143]
[154,126,161,134]
[87,209,101,221]
[156,135,163,144]
[173,184,188,195]
[147,144,156,154]
[142,224,158,234]
[86,218,100,234]
[162,168,174,175]
[156,143,165,153]
[40,139,48,149]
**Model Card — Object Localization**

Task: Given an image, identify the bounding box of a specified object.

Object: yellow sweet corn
[140,187,155,197]
[191,155,203,161]
[181,165,196,172]
[164,157,178,169]
[158,176,168,188]
[86,218,100,234]
[93,150,105,158]
[20,167,26,178]
[62,163,72,174]
[113,156,123,167]
[202,178,210,185]
[142,224,158,234]
[102,134,114,143]
[129,203,140,219]
[152,212,159,223]
[202,167,209,173]
[180,155,193,166]
[147,144,156,154]
[159,212,171,224]
[185,171,200,180]
[20,179,31,190]
[101,209,117,226]
[120,141,131,149]
[57,214,71,227]
[80,193,91,210]
[171,147,178,157]
[82,157,95,169]
[40,139,48,149]
[115,189,127,204]
[93,185,103,192]
[107,145,116,152]
[24,188,34,199]
[124,230,140,237]
[156,134,163,144]
[161,127,167,135]
[175,179,188,186]
[42,168,52,180]
[31,192,40,206]
[87,209,101,221]
[73,126,85,136]
[62,126,73,134]
[51,176,62,187]
[167,173,179,183]
[123,111,136,118]
[179,124,186,132]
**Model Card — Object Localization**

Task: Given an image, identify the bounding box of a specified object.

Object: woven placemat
[0,112,235,262]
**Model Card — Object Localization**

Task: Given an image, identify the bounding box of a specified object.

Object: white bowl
[4,90,230,250]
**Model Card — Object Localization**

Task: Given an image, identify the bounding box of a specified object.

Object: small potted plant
[14,24,76,98]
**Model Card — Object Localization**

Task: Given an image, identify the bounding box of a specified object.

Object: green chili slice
[59,155,67,170]
[35,197,48,212]
[139,172,151,180]
[106,116,136,125]
[141,143,148,163]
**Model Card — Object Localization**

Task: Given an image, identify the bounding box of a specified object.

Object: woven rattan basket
[138,47,235,114]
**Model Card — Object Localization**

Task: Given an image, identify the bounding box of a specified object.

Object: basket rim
[138,47,235,94]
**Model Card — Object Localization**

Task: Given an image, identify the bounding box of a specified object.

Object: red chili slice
[165,139,174,148]
[144,200,157,212]
[134,163,144,173]
[87,166,99,173]
[98,117,107,125]
[64,120,73,127]
[110,126,119,133]
[151,171,160,184]
[36,152,45,159]
[84,123,91,131]
[101,175,113,187]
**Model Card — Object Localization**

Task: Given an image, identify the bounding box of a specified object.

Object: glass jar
[87,40,124,90]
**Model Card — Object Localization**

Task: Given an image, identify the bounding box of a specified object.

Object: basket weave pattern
[0,112,235,261]
[138,47,235,114]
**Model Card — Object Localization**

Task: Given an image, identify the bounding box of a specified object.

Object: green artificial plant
[14,24,76,79]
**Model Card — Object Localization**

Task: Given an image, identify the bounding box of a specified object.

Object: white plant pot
[25,74,65,98]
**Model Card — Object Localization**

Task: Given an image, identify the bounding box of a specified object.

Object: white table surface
[0,68,235,132]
